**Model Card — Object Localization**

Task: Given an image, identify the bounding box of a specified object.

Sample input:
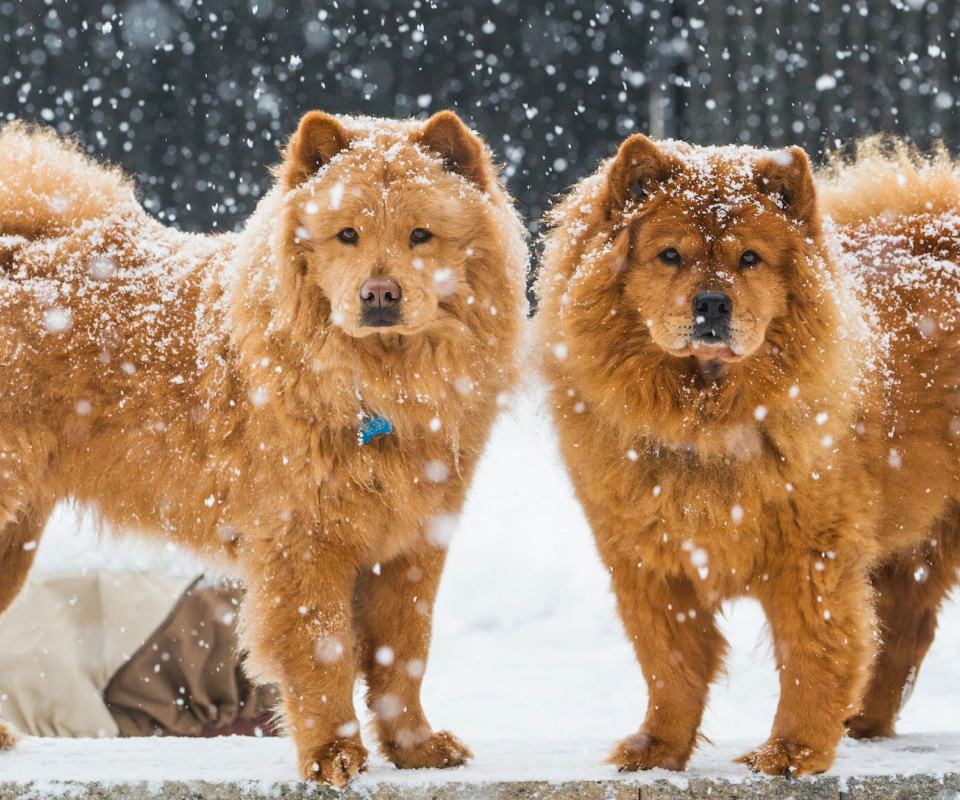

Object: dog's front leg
[353,543,472,770]
[738,549,876,776]
[241,536,366,787]
[604,554,728,772]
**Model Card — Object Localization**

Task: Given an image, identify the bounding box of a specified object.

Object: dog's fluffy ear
[607,134,675,215]
[282,111,350,188]
[416,111,491,190]
[755,146,817,226]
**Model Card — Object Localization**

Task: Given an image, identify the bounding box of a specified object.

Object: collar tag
[359,414,393,445]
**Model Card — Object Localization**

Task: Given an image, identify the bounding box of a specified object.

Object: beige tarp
[0,571,193,737]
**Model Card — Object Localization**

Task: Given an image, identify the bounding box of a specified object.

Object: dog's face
[603,136,818,380]
[281,111,493,337]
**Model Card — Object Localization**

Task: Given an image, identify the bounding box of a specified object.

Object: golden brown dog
[536,134,960,776]
[0,111,528,785]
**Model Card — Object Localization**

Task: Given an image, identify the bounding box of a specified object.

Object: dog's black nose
[691,292,732,343]
[692,292,732,321]
[360,278,402,309]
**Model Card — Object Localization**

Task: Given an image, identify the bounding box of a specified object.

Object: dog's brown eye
[659,248,682,267]
[740,250,760,268]
[410,227,433,245]
[337,228,358,245]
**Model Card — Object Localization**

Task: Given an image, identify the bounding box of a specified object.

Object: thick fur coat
[0,112,528,785]
[536,135,960,776]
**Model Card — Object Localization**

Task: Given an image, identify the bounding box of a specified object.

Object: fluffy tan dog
[0,111,527,785]
[536,134,960,776]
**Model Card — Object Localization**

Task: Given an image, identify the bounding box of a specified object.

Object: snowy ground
[6,733,960,786]
[17,386,960,781]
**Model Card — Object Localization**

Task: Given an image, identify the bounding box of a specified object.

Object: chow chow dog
[0,111,527,785]
[537,134,960,776]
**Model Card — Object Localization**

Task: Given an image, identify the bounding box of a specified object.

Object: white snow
[13,388,960,782]
[5,733,960,787]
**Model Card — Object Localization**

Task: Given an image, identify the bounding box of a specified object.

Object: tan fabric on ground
[103,577,278,737]
[0,571,193,737]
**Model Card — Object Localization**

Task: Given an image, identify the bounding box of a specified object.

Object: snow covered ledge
[2,735,960,800]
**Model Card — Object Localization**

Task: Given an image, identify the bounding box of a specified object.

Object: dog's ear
[755,147,817,226]
[282,111,350,188]
[607,134,675,215]
[416,111,491,190]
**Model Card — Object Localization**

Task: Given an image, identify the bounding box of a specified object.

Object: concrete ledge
[2,735,959,799]
[5,775,960,800]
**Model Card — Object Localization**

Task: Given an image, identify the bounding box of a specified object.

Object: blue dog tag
[359,414,393,445]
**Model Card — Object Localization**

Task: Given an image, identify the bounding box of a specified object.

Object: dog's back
[815,140,960,551]
[0,125,230,555]
[0,122,139,241]
[817,137,960,228]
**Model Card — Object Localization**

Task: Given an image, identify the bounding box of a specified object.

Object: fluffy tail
[816,136,960,227]
[0,121,137,240]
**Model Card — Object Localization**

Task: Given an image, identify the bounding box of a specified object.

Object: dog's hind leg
[0,430,57,616]
[0,500,53,616]
[0,498,53,748]
[353,545,472,770]
[0,721,16,749]
[847,505,960,739]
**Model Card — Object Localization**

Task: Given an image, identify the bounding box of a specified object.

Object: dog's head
[540,134,866,453]
[600,135,820,381]
[279,110,498,338]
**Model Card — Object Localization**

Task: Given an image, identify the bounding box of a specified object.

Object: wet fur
[0,115,527,784]
[536,134,960,776]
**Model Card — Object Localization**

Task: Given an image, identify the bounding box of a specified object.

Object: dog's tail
[0,121,138,240]
[816,136,960,228]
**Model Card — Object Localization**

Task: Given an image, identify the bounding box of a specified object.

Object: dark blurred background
[1,0,957,236]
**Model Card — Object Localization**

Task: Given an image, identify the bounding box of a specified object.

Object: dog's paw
[0,721,19,750]
[607,731,687,772]
[389,730,473,770]
[299,737,368,787]
[735,738,834,776]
